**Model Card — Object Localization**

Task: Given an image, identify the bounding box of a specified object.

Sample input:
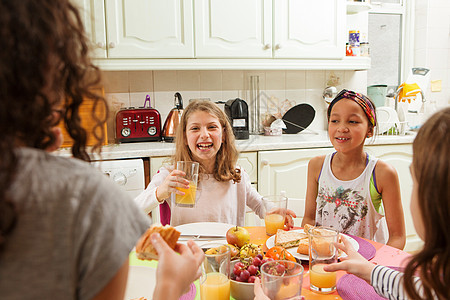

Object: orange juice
[265,213,285,235]
[200,272,230,300]
[310,264,336,290]
[175,181,197,206]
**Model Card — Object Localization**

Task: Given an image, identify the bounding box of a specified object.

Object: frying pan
[281,103,316,134]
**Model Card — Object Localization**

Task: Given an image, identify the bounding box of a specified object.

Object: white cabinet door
[104,0,194,58]
[75,0,107,58]
[258,148,333,198]
[194,0,272,58]
[273,0,346,58]
[365,144,422,252]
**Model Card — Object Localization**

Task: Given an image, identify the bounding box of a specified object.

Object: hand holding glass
[263,195,288,236]
[171,161,199,207]
[308,226,339,294]
[200,243,231,300]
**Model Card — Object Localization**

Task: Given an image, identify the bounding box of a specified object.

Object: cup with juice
[308,226,339,294]
[200,243,231,300]
[261,260,304,299]
[263,195,288,236]
[171,161,199,207]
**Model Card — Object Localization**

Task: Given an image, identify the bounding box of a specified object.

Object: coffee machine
[224,98,249,140]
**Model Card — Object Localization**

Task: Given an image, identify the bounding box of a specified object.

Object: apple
[226,226,250,248]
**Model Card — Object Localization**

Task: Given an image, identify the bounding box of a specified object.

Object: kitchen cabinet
[77,0,194,58]
[75,0,369,70]
[195,0,346,59]
[259,144,422,252]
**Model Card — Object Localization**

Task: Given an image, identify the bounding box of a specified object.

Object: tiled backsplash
[102,70,367,143]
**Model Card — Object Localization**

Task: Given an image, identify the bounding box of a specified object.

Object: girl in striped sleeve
[324,107,450,299]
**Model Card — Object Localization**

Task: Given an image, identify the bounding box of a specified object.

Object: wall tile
[305,70,325,89]
[154,70,177,92]
[344,71,368,94]
[177,70,200,91]
[199,90,222,102]
[104,92,130,143]
[200,71,222,91]
[222,71,245,90]
[286,71,306,90]
[102,71,129,93]
[222,90,240,101]
[266,71,286,90]
[129,71,153,92]
[154,91,176,124]
[427,49,448,70]
[130,92,153,108]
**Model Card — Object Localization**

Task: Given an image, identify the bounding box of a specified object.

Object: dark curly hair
[0,0,107,251]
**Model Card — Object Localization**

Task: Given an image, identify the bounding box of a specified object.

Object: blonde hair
[172,100,241,183]
[403,107,450,299]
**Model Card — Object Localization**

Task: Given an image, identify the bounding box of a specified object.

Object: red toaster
[116,95,161,143]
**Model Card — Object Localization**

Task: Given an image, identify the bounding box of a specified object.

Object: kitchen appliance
[224,98,249,140]
[116,95,161,143]
[162,92,184,142]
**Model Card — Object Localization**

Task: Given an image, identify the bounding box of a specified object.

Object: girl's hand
[156,169,189,202]
[266,208,297,230]
[254,277,304,300]
[323,236,376,283]
[151,233,204,300]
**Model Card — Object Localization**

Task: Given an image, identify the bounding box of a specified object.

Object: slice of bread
[135,224,180,260]
[296,239,309,255]
[274,229,308,248]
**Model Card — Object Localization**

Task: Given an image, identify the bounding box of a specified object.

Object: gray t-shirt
[0,148,151,300]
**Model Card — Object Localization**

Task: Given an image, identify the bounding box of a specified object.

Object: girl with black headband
[302,89,406,249]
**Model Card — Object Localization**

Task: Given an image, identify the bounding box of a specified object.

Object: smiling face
[185,110,224,172]
[328,98,373,153]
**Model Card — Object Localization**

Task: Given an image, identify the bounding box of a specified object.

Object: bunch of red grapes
[231,254,275,283]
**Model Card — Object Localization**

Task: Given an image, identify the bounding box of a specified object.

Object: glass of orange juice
[261,260,304,299]
[200,243,231,300]
[308,226,339,294]
[263,195,288,236]
[171,161,199,207]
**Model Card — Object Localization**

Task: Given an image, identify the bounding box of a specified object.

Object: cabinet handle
[263,44,271,50]
[274,44,281,50]
[96,42,105,49]
[261,159,269,166]
[108,42,116,49]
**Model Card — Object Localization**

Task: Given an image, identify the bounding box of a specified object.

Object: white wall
[414,0,450,109]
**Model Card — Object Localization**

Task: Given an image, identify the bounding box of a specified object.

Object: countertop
[55,130,416,161]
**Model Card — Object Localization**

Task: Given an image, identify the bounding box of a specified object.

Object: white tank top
[315,152,388,244]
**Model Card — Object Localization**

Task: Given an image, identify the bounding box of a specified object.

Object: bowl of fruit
[230,254,275,300]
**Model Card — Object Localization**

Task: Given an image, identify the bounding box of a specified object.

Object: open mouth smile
[336,137,350,141]
[197,142,213,150]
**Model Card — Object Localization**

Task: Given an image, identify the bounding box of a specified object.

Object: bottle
[349,30,360,56]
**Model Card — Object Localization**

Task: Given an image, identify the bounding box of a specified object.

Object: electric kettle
[162,92,183,142]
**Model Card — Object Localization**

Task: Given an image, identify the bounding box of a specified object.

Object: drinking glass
[200,243,231,300]
[263,195,288,236]
[171,161,199,207]
[308,226,339,294]
[261,260,304,300]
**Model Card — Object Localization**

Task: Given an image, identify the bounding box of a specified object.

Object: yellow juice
[200,272,230,300]
[175,181,197,205]
[265,213,285,235]
[310,264,337,289]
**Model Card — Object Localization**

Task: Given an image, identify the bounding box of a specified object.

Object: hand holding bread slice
[135,224,181,260]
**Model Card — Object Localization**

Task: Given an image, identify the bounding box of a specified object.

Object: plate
[376,107,399,134]
[265,229,360,261]
[174,222,233,247]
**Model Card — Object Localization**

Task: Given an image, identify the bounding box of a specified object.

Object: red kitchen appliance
[116,95,161,143]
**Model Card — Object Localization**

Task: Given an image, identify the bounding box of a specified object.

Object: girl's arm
[301,156,325,227]
[375,161,406,250]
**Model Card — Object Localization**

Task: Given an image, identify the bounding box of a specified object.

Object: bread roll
[135,224,180,260]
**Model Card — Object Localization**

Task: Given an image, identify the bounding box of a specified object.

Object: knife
[179,234,226,240]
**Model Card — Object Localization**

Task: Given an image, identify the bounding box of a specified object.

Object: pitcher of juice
[171,161,199,207]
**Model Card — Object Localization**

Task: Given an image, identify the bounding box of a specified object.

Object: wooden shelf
[347,2,372,14]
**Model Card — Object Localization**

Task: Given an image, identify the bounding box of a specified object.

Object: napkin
[396,83,421,103]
